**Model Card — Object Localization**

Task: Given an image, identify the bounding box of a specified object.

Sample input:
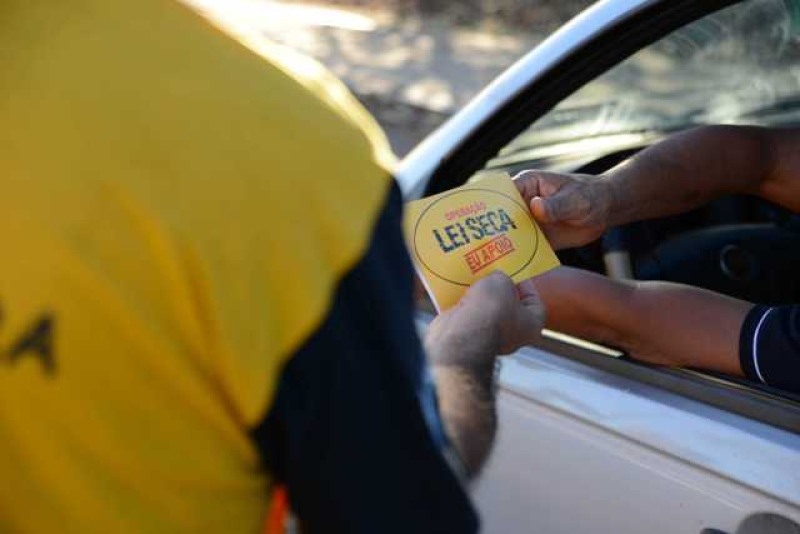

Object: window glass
[489,0,800,168]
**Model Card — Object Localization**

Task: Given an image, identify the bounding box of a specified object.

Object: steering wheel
[601,220,800,305]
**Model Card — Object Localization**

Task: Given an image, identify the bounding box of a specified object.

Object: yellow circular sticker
[412,187,539,286]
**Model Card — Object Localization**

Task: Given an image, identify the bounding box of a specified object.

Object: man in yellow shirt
[1,1,544,532]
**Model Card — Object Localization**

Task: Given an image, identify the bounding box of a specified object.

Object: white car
[398,1,800,533]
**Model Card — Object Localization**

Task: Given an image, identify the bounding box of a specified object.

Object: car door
[401,1,800,533]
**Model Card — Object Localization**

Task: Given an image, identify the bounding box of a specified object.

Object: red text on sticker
[464,235,515,274]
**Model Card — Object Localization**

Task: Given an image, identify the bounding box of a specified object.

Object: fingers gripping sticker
[404,174,559,311]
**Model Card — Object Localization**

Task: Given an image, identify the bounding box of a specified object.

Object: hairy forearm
[535,267,753,376]
[430,365,496,479]
[605,125,776,226]
[424,333,498,479]
[420,271,544,478]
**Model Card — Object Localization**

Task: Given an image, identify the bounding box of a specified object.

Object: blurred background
[187,0,594,155]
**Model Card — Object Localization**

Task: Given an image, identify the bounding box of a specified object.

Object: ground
[188,0,593,155]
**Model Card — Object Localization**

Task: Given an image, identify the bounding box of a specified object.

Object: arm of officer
[425,273,543,475]
[255,184,545,533]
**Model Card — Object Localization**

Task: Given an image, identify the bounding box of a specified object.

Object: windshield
[496,0,800,158]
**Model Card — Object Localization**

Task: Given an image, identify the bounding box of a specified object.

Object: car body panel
[476,381,799,534]
[413,320,800,532]
[492,348,800,505]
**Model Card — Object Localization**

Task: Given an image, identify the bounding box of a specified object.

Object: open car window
[487,0,800,170]
[456,0,800,415]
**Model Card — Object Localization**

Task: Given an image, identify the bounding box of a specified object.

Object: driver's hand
[425,272,545,365]
[513,170,612,249]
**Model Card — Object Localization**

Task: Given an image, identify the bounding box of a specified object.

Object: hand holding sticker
[404,173,560,311]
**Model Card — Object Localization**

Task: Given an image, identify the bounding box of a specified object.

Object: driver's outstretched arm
[514,125,800,249]
[532,267,753,377]
[602,125,800,225]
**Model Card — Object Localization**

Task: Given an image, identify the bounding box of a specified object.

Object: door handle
[702,513,800,534]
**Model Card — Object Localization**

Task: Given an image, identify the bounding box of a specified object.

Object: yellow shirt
[0,1,394,531]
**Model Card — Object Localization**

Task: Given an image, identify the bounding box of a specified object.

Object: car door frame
[400,0,800,433]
